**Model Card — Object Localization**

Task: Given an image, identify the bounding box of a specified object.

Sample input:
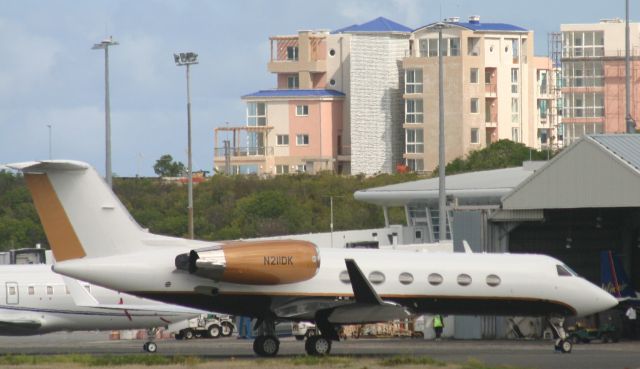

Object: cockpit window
[556,265,573,277]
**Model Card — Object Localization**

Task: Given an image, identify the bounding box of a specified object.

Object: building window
[468,37,480,55]
[511,68,519,93]
[296,164,307,173]
[564,92,604,118]
[470,128,479,144]
[562,61,603,88]
[470,68,479,84]
[510,39,519,62]
[286,46,298,61]
[449,38,460,56]
[296,105,309,116]
[511,127,520,142]
[296,134,309,146]
[276,165,289,174]
[405,129,424,154]
[419,37,460,57]
[405,69,423,94]
[405,99,423,123]
[287,75,299,89]
[470,98,479,113]
[511,98,519,124]
[562,31,604,58]
[276,134,289,146]
[406,158,424,172]
[247,102,266,126]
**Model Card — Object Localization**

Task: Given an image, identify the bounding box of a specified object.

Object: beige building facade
[402,16,555,172]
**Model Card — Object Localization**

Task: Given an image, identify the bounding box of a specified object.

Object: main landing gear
[252,319,280,357]
[305,335,332,356]
[547,317,572,354]
[143,328,158,353]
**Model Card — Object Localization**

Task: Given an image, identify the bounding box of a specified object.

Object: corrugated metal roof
[589,134,640,173]
[242,89,346,99]
[354,163,544,207]
[415,22,528,33]
[333,17,412,34]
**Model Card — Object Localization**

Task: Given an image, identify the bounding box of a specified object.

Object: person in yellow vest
[433,314,444,340]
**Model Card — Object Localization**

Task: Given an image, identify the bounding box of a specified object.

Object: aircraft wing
[62,276,205,314]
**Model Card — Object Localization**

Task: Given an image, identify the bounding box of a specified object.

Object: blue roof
[333,17,412,34]
[415,21,527,33]
[242,89,345,99]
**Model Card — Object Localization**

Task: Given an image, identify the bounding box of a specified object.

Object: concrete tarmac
[0,332,639,369]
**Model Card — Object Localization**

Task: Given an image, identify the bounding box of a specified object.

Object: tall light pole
[436,23,447,242]
[625,0,635,133]
[92,36,118,188]
[47,124,52,160]
[174,52,198,240]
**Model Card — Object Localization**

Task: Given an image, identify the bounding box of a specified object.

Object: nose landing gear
[548,317,572,353]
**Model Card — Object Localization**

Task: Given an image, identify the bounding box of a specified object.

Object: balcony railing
[214,146,274,158]
[485,83,497,95]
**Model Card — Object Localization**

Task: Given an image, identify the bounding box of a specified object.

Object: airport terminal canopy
[354,162,544,207]
[502,134,640,210]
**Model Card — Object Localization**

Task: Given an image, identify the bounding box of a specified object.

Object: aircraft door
[6,282,18,305]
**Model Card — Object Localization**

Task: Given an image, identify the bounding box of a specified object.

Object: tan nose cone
[221,240,320,285]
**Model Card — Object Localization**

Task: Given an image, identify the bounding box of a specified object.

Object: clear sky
[0,0,635,176]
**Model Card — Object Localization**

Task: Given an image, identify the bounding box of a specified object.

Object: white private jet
[9,160,618,356]
[0,263,202,352]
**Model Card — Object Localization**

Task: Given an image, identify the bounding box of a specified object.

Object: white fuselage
[54,243,618,320]
[0,264,197,335]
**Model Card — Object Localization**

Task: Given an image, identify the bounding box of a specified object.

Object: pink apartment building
[561,19,640,145]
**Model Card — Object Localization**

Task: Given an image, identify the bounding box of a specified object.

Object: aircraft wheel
[221,322,234,337]
[305,336,331,356]
[253,335,279,357]
[145,341,157,353]
[208,324,221,338]
[559,339,572,353]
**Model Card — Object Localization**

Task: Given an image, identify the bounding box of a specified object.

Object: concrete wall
[350,34,408,175]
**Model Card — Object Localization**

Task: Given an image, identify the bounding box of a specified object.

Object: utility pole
[92,36,118,188]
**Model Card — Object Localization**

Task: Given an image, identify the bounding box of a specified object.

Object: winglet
[345,259,383,305]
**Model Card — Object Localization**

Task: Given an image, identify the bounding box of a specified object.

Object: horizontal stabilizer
[6,160,89,172]
[345,259,383,305]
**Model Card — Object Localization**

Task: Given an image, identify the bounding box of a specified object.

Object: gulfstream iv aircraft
[0,264,201,352]
[10,161,618,356]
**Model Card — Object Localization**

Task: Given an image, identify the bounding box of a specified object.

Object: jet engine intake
[175,240,320,285]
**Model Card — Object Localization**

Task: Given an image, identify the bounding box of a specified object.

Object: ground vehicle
[567,323,618,344]
[174,314,235,340]
[292,322,317,341]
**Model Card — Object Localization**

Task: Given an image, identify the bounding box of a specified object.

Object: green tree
[437,139,556,176]
[153,155,185,177]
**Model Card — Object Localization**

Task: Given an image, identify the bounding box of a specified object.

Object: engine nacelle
[176,240,320,285]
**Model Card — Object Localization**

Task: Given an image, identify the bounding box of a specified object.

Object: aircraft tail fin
[600,250,637,298]
[7,160,150,261]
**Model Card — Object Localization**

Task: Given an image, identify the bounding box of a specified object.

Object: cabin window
[428,273,443,286]
[8,286,16,295]
[28,286,35,295]
[339,270,350,284]
[399,272,414,285]
[486,274,501,287]
[368,271,386,285]
[556,265,573,277]
[46,286,53,295]
[457,274,472,286]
